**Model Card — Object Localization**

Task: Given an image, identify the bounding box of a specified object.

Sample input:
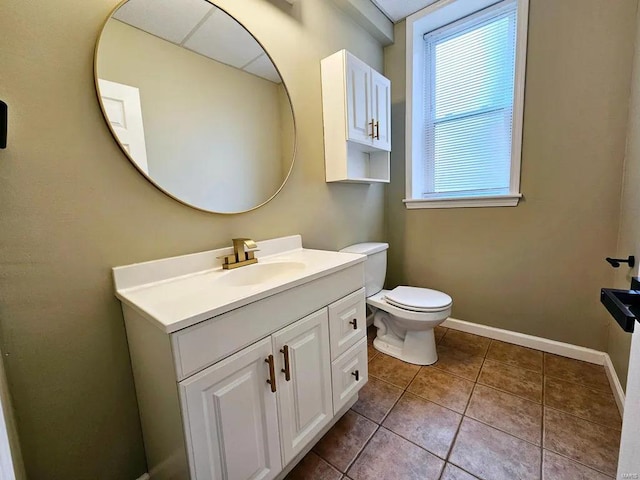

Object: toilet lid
[384,286,452,312]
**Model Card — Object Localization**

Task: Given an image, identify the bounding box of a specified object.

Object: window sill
[403,193,522,209]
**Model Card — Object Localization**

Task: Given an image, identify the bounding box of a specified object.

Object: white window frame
[404,0,529,209]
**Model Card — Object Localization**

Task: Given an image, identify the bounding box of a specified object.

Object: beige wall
[0,0,384,478]
[609,4,640,389]
[385,0,637,350]
[99,19,289,213]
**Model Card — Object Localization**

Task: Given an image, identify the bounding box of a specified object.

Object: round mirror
[95,0,296,214]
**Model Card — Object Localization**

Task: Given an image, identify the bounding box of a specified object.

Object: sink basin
[113,235,367,332]
[222,261,308,287]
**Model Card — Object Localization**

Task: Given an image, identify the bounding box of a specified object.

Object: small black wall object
[0,101,7,149]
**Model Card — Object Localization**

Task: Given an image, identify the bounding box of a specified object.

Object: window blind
[423,2,517,197]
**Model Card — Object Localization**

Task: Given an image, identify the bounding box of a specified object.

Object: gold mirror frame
[94,0,297,215]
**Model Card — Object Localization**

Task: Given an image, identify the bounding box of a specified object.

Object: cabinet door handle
[349,318,358,330]
[265,355,277,393]
[369,119,375,138]
[351,370,360,382]
[280,345,291,381]
[375,121,380,140]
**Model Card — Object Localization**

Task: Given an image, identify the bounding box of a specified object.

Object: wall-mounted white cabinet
[321,49,391,183]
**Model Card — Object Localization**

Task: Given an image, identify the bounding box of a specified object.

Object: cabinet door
[345,53,373,145]
[180,338,282,480]
[371,69,391,151]
[272,309,333,464]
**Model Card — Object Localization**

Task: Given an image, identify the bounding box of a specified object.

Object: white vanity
[113,235,368,480]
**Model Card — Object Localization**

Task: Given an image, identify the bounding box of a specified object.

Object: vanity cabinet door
[180,337,282,480]
[272,309,333,465]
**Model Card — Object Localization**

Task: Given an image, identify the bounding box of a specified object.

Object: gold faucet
[218,238,259,270]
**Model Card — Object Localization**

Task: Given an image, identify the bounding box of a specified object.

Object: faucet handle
[216,254,236,266]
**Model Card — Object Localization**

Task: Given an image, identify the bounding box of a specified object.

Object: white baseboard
[136,474,150,480]
[603,353,626,415]
[443,318,605,364]
[442,317,625,414]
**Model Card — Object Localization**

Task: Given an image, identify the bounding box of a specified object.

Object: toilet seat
[384,286,452,313]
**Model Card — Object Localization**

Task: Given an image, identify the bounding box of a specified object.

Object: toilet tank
[340,242,388,297]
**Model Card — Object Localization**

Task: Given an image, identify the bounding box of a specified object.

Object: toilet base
[373,329,438,366]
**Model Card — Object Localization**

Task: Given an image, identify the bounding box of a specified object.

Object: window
[405,0,528,209]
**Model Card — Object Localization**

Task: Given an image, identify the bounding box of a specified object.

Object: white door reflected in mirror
[95,0,296,214]
[98,79,148,174]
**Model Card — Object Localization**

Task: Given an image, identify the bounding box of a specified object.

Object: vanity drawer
[331,337,368,414]
[328,288,366,360]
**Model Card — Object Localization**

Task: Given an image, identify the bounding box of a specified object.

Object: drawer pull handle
[349,318,358,330]
[351,370,360,382]
[265,355,277,393]
[280,345,291,381]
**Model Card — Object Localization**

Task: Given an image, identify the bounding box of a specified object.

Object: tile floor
[285,326,623,480]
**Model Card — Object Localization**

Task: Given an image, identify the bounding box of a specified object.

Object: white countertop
[113,235,365,333]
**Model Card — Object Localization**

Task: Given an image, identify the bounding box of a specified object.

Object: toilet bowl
[340,243,452,365]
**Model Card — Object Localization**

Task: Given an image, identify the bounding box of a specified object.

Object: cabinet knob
[351,370,360,382]
[349,318,358,330]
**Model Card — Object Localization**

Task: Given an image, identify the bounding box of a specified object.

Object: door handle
[369,119,375,138]
[375,121,380,140]
[351,370,360,382]
[349,318,358,330]
[280,345,291,381]
[605,256,635,268]
[265,355,277,393]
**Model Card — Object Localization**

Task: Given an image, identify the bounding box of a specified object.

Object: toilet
[340,242,452,365]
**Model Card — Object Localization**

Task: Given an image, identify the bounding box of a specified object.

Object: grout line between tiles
[541,448,616,479]
[314,418,378,476]
[542,443,617,478]
[543,405,623,433]
[461,412,543,450]
[475,374,543,405]
[463,383,544,447]
[463,416,542,449]
[430,360,483,383]
[377,417,454,463]
[404,388,471,417]
[543,372,614,395]
[448,463,482,480]
[482,356,544,374]
[341,424,379,476]
[446,405,466,465]
[378,385,405,425]
[543,406,620,477]
[462,378,479,417]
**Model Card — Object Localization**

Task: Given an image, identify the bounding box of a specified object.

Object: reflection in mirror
[95,0,295,213]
